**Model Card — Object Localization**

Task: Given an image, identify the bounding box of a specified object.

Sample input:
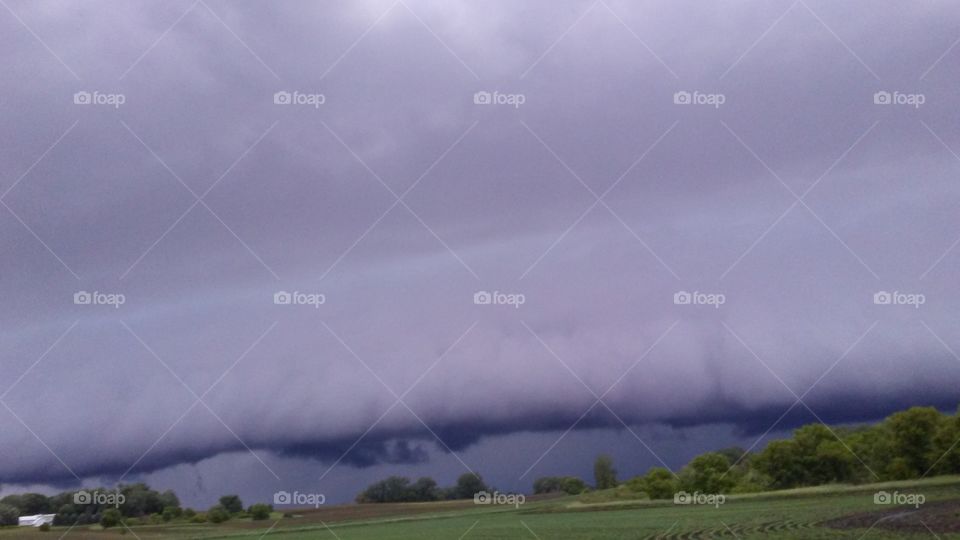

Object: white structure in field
[18,514,55,527]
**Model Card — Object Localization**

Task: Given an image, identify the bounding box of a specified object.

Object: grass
[3,476,958,539]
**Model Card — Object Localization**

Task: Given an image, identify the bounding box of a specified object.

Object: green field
[5,477,959,539]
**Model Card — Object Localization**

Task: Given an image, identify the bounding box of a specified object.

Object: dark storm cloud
[2,0,960,491]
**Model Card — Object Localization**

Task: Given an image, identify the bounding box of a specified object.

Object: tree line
[0,484,272,529]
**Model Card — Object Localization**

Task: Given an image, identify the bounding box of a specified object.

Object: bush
[248,503,272,520]
[38,522,51,532]
[640,468,679,500]
[207,505,230,523]
[100,508,122,528]
[190,513,207,523]
[182,508,196,518]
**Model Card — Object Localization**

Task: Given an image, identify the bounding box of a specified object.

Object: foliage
[218,495,244,514]
[594,455,618,489]
[639,467,679,499]
[533,476,588,495]
[0,503,18,526]
[100,508,122,528]
[248,503,273,520]
[207,505,230,523]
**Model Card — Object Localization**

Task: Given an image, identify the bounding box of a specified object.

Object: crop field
[3,477,958,539]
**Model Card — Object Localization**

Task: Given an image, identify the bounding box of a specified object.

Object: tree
[207,505,230,523]
[594,455,618,489]
[248,503,272,520]
[533,476,587,495]
[680,452,735,494]
[641,468,679,499]
[453,473,489,500]
[100,508,122,528]
[753,440,805,488]
[218,495,243,514]
[0,503,18,526]
[356,476,412,503]
[408,477,439,501]
[158,490,180,511]
[161,506,179,522]
[928,407,960,475]
[886,407,943,477]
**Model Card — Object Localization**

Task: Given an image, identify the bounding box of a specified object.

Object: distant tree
[100,508,122,528]
[8,493,51,515]
[886,407,943,477]
[408,477,439,501]
[158,490,180,511]
[218,495,243,514]
[0,503,18,526]
[680,452,735,494]
[453,473,489,500]
[594,455,618,489]
[182,508,196,518]
[640,468,679,499]
[161,506,179,522]
[532,476,587,495]
[248,503,272,520]
[929,407,960,475]
[207,505,230,523]
[357,476,412,503]
[753,440,804,488]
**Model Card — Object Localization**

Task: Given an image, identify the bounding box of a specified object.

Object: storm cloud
[2,0,960,498]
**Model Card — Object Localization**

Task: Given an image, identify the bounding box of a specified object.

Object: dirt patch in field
[822,499,960,534]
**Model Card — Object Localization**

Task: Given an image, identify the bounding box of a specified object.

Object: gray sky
[2,0,960,508]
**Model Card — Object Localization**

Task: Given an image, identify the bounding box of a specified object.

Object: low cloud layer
[1,0,960,492]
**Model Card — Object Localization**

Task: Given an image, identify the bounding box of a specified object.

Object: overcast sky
[2,0,960,508]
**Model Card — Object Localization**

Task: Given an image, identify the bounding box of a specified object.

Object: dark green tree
[594,455,618,489]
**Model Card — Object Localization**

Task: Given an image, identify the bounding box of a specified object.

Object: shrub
[207,505,230,524]
[248,503,272,520]
[38,523,51,532]
[100,508,122,528]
